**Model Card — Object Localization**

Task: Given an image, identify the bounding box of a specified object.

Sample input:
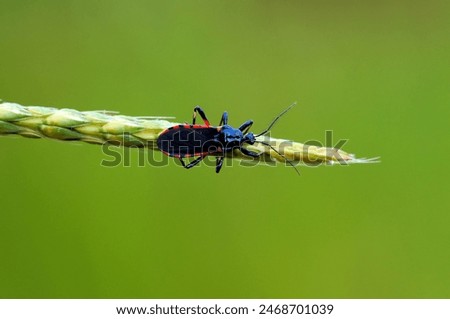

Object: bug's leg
[215,157,224,173]
[183,155,207,169]
[239,120,253,134]
[219,112,228,126]
[179,157,187,168]
[193,106,211,127]
[240,146,261,158]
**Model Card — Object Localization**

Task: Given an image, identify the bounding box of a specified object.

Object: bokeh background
[1,0,449,298]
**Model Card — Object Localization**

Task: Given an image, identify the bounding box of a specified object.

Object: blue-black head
[243,132,256,145]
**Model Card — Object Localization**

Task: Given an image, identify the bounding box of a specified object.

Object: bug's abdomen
[157,125,221,158]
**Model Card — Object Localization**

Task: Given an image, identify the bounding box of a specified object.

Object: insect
[156,103,298,174]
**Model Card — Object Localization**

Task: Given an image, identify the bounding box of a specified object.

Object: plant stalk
[0,100,378,166]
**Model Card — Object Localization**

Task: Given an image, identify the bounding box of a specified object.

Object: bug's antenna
[256,140,300,175]
[255,101,297,137]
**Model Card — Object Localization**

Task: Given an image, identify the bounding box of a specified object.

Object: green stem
[0,100,378,166]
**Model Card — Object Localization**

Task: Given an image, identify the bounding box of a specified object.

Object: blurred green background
[1,0,449,298]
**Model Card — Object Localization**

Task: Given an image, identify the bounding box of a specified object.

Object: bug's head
[243,132,256,145]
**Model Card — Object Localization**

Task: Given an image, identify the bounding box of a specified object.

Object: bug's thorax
[218,125,243,146]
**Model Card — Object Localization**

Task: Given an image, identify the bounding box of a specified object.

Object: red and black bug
[156,104,298,174]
